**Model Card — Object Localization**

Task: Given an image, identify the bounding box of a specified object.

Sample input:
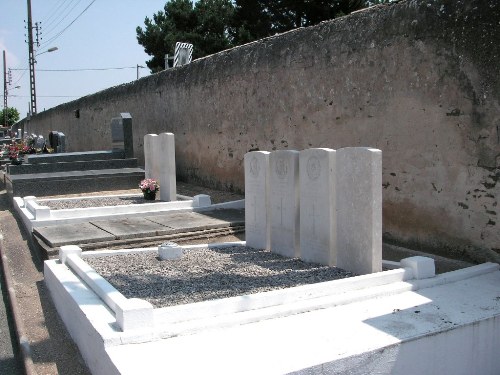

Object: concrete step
[6,168,145,197]
[24,150,125,164]
[7,158,138,175]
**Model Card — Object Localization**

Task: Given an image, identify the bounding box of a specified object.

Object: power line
[6,94,81,98]
[10,65,144,72]
[39,0,97,50]
[39,0,70,26]
[41,0,83,39]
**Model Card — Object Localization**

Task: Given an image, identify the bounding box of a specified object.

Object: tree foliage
[137,0,374,72]
[136,0,234,72]
[0,107,20,127]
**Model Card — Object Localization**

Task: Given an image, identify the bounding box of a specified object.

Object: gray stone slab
[7,158,138,175]
[91,217,172,240]
[146,212,229,233]
[24,150,125,164]
[201,208,245,225]
[34,222,115,247]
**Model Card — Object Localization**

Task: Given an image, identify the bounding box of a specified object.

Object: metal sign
[173,42,193,67]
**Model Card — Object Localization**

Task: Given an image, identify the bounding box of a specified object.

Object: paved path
[0,189,91,375]
[0,276,23,375]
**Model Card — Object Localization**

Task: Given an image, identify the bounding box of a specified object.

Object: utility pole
[3,50,7,127]
[27,0,37,115]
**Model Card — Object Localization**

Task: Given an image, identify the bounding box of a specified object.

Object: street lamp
[28,46,58,115]
[35,47,58,59]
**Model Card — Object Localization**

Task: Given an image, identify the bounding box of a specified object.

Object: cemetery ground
[0,181,482,374]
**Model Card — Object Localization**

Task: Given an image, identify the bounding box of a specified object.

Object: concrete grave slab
[146,211,229,233]
[34,222,115,247]
[90,218,173,240]
[200,208,245,225]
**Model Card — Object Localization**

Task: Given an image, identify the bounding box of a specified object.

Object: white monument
[143,132,176,201]
[299,148,337,266]
[269,150,300,258]
[244,151,270,249]
[336,147,382,275]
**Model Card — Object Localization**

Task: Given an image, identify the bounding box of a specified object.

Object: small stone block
[35,205,51,220]
[401,256,436,279]
[158,241,183,260]
[23,196,37,205]
[116,298,154,331]
[193,194,211,207]
[59,245,83,265]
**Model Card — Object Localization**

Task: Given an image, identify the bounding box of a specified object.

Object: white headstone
[143,133,176,201]
[299,148,336,266]
[144,134,159,180]
[245,151,270,249]
[336,147,382,275]
[269,150,300,258]
[158,132,176,202]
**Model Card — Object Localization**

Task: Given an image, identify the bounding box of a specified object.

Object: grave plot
[5,113,144,198]
[44,242,500,374]
[85,245,353,308]
[31,208,245,257]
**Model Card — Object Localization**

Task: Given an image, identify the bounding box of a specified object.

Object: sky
[1,0,169,117]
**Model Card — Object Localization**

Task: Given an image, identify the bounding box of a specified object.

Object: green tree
[138,0,374,70]
[0,107,20,127]
[232,0,368,44]
[136,0,234,72]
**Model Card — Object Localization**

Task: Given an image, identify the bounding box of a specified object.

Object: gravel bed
[41,182,244,210]
[86,246,353,308]
[42,194,155,209]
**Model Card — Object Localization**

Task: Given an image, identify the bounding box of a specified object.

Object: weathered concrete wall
[23,0,499,263]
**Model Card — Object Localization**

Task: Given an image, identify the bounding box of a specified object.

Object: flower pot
[143,190,156,200]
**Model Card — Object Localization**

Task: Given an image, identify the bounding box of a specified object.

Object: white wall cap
[401,256,436,279]
[59,245,83,265]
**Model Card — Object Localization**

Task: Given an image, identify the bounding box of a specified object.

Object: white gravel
[86,246,353,308]
[42,195,157,209]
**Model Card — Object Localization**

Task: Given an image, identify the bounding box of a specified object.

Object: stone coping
[13,194,245,232]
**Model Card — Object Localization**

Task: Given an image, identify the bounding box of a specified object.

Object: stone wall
[22,0,500,263]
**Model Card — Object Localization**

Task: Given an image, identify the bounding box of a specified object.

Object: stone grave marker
[299,148,336,266]
[34,135,45,150]
[144,134,159,179]
[269,150,300,258]
[158,133,176,201]
[245,151,270,249]
[49,131,58,149]
[336,147,382,275]
[143,133,176,201]
[111,113,133,158]
[56,132,66,153]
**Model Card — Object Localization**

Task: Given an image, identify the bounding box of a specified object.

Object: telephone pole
[3,50,7,126]
[27,0,37,115]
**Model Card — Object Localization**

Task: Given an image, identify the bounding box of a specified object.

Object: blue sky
[1,0,169,116]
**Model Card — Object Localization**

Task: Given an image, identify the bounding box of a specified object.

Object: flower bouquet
[139,178,159,200]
